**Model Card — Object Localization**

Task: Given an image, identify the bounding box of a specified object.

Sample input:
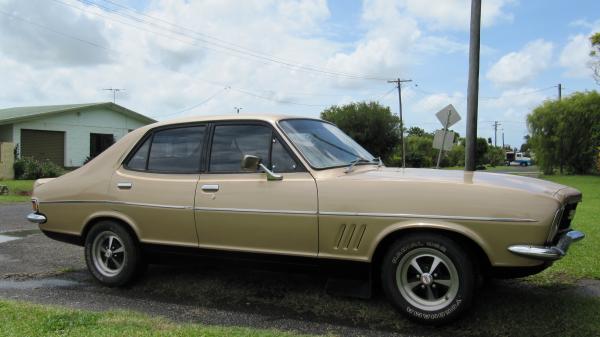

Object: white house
[0,102,156,167]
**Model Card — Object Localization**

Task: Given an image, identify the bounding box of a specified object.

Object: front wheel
[381,233,475,325]
[84,221,145,287]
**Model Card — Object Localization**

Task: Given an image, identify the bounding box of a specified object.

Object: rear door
[109,124,207,247]
[194,121,318,256]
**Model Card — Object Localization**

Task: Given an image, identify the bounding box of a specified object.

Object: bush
[486,147,506,167]
[13,157,65,180]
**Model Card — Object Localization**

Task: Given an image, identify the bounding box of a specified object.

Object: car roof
[146,114,319,129]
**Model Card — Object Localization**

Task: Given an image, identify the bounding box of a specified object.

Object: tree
[591,32,600,85]
[320,102,400,162]
[475,138,489,167]
[527,91,600,174]
[407,126,427,137]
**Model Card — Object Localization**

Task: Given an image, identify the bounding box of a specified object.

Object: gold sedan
[27,115,585,324]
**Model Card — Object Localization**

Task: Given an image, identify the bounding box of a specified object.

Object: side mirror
[240,154,283,181]
[241,154,261,171]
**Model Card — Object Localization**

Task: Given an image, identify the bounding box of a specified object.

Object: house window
[90,133,115,158]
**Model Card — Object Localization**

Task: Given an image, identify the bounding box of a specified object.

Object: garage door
[21,129,65,166]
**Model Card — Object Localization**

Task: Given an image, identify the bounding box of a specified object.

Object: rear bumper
[508,230,585,261]
[26,213,47,224]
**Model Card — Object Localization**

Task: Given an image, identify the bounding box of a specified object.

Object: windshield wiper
[345,157,372,173]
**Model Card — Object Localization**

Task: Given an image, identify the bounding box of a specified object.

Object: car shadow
[79,262,599,337]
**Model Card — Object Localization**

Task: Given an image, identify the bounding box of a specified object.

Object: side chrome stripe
[39,200,536,222]
[319,211,537,223]
[193,206,316,215]
[40,200,192,210]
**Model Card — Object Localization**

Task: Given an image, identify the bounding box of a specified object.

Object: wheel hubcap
[396,247,459,311]
[92,231,126,277]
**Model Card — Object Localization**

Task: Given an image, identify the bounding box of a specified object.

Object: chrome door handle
[117,182,133,189]
[201,184,219,192]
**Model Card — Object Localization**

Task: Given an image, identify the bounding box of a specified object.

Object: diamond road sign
[435,104,461,128]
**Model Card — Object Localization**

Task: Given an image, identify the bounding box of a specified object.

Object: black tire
[84,220,145,287]
[381,233,475,325]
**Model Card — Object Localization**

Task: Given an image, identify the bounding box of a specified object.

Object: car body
[27,115,585,324]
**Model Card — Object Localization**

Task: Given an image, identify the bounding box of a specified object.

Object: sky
[0,0,599,148]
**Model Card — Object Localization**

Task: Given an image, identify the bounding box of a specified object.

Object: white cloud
[559,34,593,78]
[0,0,518,123]
[399,0,514,31]
[486,39,554,87]
[0,0,111,67]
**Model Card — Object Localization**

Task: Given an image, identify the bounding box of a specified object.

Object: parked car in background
[27,115,585,324]
[506,151,532,166]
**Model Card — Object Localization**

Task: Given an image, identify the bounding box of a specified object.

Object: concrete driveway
[1,202,598,337]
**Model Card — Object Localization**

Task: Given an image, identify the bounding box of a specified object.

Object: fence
[0,142,15,179]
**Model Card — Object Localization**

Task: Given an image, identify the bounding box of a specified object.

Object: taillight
[32,199,39,212]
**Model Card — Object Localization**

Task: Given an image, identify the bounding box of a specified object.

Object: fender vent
[334,224,366,251]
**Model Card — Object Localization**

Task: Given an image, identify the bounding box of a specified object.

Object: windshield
[279,119,375,169]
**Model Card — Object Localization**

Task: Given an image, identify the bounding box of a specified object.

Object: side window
[210,125,271,172]
[127,137,150,170]
[126,125,205,173]
[271,138,298,172]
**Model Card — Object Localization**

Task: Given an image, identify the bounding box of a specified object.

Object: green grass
[0,180,34,203]
[0,300,318,337]
[529,175,600,283]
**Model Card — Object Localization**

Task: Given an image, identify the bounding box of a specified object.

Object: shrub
[13,157,65,180]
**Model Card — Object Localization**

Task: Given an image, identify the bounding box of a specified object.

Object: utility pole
[102,88,125,103]
[234,107,242,114]
[465,0,481,171]
[492,121,501,147]
[502,128,505,148]
[387,78,412,168]
[558,83,562,101]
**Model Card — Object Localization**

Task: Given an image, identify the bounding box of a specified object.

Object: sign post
[433,104,461,169]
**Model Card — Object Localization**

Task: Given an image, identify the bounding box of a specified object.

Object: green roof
[0,102,156,125]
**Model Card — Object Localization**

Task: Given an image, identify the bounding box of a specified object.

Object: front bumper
[508,230,585,261]
[26,212,47,224]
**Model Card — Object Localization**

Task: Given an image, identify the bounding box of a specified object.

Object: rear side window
[126,125,205,173]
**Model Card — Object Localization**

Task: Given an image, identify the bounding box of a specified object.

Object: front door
[195,122,318,257]
[109,124,207,247]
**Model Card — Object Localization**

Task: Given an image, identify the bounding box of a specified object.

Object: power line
[163,86,231,118]
[0,9,357,110]
[52,0,389,81]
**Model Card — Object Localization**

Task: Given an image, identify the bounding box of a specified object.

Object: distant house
[0,102,156,167]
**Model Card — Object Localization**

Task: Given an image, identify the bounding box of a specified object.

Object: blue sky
[1,0,599,148]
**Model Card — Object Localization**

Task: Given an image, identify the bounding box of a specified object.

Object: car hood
[342,167,576,202]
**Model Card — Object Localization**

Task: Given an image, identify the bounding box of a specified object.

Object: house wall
[0,142,15,179]
[12,107,149,167]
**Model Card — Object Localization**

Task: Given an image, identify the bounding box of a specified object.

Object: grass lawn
[529,175,600,282]
[0,180,34,203]
[0,300,317,337]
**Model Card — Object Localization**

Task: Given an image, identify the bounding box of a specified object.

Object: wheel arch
[81,212,141,244]
[370,225,492,275]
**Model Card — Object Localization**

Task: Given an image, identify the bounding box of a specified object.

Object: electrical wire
[52,0,389,81]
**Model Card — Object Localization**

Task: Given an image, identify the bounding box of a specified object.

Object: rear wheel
[84,221,145,286]
[381,233,475,325]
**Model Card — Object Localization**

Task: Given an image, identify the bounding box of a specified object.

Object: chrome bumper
[27,213,47,224]
[508,230,585,261]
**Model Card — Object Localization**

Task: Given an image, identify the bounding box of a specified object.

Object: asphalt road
[0,202,598,337]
